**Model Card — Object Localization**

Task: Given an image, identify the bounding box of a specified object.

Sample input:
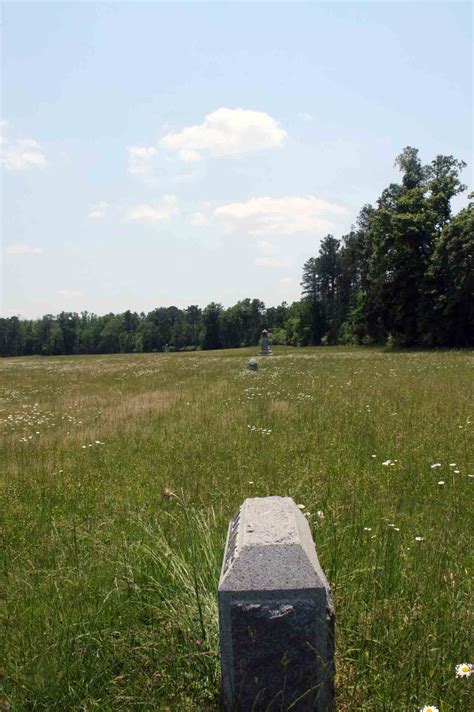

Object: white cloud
[160,107,286,161]
[280,276,294,285]
[190,211,210,226]
[127,145,157,176]
[2,138,47,171]
[87,201,109,219]
[214,196,346,236]
[126,194,178,223]
[57,289,83,298]
[179,149,201,162]
[298,112,313,121]
[5,244,43,255]
[128,146,156,160]
[1,123,47,171]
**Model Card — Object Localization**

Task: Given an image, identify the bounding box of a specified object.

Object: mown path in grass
[1,347,472,710]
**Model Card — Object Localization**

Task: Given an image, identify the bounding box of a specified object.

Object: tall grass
[1,347,472,710]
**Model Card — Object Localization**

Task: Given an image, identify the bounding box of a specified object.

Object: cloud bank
[213,196,346,236]
[127,145,157,176]
[1,122,47,171]
[160,108,286,161]
[125,194,178,223]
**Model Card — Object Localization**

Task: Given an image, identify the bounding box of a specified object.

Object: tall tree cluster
[1,148,471,357]
[300,148,472,347]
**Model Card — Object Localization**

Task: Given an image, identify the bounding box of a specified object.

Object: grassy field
[1,347,472,711]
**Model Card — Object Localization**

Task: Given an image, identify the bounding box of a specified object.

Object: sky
[1,1,472,319]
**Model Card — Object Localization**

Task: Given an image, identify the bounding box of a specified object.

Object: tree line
[1,147,472,357]
[0,300,290,356]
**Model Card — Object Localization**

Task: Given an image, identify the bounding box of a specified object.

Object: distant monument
[248,358,258,371]
[218,496,335,711]
[259,329,272,356]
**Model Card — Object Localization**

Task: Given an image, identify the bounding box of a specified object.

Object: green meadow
[1,347,472,711]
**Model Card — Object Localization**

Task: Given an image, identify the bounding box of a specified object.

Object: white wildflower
[455,662,473,678]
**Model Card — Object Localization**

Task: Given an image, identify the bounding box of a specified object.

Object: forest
[2,147,472,357]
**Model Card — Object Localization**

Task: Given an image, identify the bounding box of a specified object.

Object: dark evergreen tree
[185,305,202,347]
[99,315,122,353]
[317,235,342,344]
[426,195,474,346]
[301,256,324,344]
[201,303,223,350]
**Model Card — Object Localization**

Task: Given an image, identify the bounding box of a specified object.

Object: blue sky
[2,1,472,318]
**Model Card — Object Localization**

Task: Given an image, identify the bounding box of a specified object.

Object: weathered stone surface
[219,496,335,711]
[248,358,259,371]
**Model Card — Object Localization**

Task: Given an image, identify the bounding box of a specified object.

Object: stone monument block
[248,358,259,371]
[218,496,335,711]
